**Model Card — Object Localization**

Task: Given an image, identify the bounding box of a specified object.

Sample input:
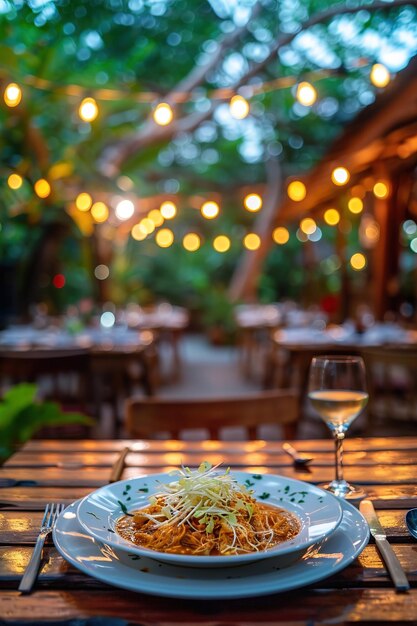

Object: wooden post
[372,170,408,319]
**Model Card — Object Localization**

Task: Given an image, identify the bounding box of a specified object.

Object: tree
[1,0,416,313]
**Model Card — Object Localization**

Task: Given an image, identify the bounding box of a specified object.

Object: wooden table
[1,437,416,624]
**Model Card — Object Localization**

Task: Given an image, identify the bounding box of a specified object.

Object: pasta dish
[116,462,300,556]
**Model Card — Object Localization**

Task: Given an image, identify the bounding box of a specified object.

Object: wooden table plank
[1,463,417,487]
[20,437,417,453]
[1,589,417,624]
[7,449,417,468]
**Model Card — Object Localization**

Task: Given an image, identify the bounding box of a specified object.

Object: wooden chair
[125,389,299,440]
[361,346,417,430]
[0,348,91,407]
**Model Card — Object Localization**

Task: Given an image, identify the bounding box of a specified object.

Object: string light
[7,173,23,190]
[229,95,250,119]
[201,201,220,219]
[91,201,109,222]
[160,201,177,219]
[131,223,147,240]
[348,197,364,214]
[155,228,174,248]
[213,235,231,252]
[324,208,340,226]
[34,178,51,198]
[140,217,155,234]
[272,227,289,244]
[295,81,317,106]
[373,181,389,198]
[331,166,350,186]
[300,217,317,235]
[148,209,164,227]
[75,192,93,212]
[115,199,134,220]
[287,181,306,202]
[4,82,22,107]
[350,253,366,271]
[153,102,173,126]
[244,193,262,212]
[243,233,261,250]
[370,63,390,88]
[183,233,201,252]
[78,97,99,122]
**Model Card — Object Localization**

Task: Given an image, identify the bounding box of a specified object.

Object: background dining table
[0,436,416,624]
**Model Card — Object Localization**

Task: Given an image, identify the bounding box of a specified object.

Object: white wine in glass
[308,356,368,499]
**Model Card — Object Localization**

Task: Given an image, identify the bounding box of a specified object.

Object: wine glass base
[318,480,366,501]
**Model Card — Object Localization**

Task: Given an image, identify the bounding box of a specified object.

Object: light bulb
[79,97,99,122]
[229,95,250,119]
[153,102,173,126]
[4,83,22,107]
[296,81,317,106]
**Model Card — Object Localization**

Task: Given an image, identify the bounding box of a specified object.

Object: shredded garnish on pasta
[116,462,300,556]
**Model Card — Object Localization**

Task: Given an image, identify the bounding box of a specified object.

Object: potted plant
[0,383,92,464]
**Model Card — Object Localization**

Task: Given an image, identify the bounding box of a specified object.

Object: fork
[18,502,65,594]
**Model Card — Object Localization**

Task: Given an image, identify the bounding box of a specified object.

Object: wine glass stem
[334,431,345,482]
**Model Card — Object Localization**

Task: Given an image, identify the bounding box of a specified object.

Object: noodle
[116,463,300,556]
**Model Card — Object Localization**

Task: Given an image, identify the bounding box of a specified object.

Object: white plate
[54,498,368,599]
[76,471,343,567]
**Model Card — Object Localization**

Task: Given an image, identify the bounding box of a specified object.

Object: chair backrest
[125,389,299,440]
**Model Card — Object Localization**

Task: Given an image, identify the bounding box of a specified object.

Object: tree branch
[100,0,417,175]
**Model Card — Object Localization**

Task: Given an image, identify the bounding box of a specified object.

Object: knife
[360,499,410,592]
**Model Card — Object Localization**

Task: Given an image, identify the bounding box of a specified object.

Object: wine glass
[308,355,368,499]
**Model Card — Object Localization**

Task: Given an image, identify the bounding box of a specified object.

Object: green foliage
[0,384,92,462]
[0,1,416,311]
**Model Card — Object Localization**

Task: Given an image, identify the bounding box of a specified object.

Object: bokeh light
[213,235,231,252]
[300,217,317,235]
[153,102,173,126]
[160,201,177,219]
[91,201,109,222]
[156,228,174,247]
[243,233,261,250]
[7,173,23,190]
[148,209,164,227]
[94,264,110,280]
[183,233,201,252]
[115,199,135,220]
[131,223,147,241]
[350,253,366,271]
[287,180,306,202]
[52,274,65,288]
[370,63,390,88]
[140,218,155,234]
[229,95,250,119]
[331,167,350,185]
[373,181,389,198]
[348,197,364,214]
[100,311,115,328]
[4,83,22,107]
[272,227,289,245]
[201,201,220,219]
[324,208,340,225]
[244,193,262,212]
[296,81,317,106]
[34,179,51,198]
[76,192,93,212]
[78,97,99,122]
